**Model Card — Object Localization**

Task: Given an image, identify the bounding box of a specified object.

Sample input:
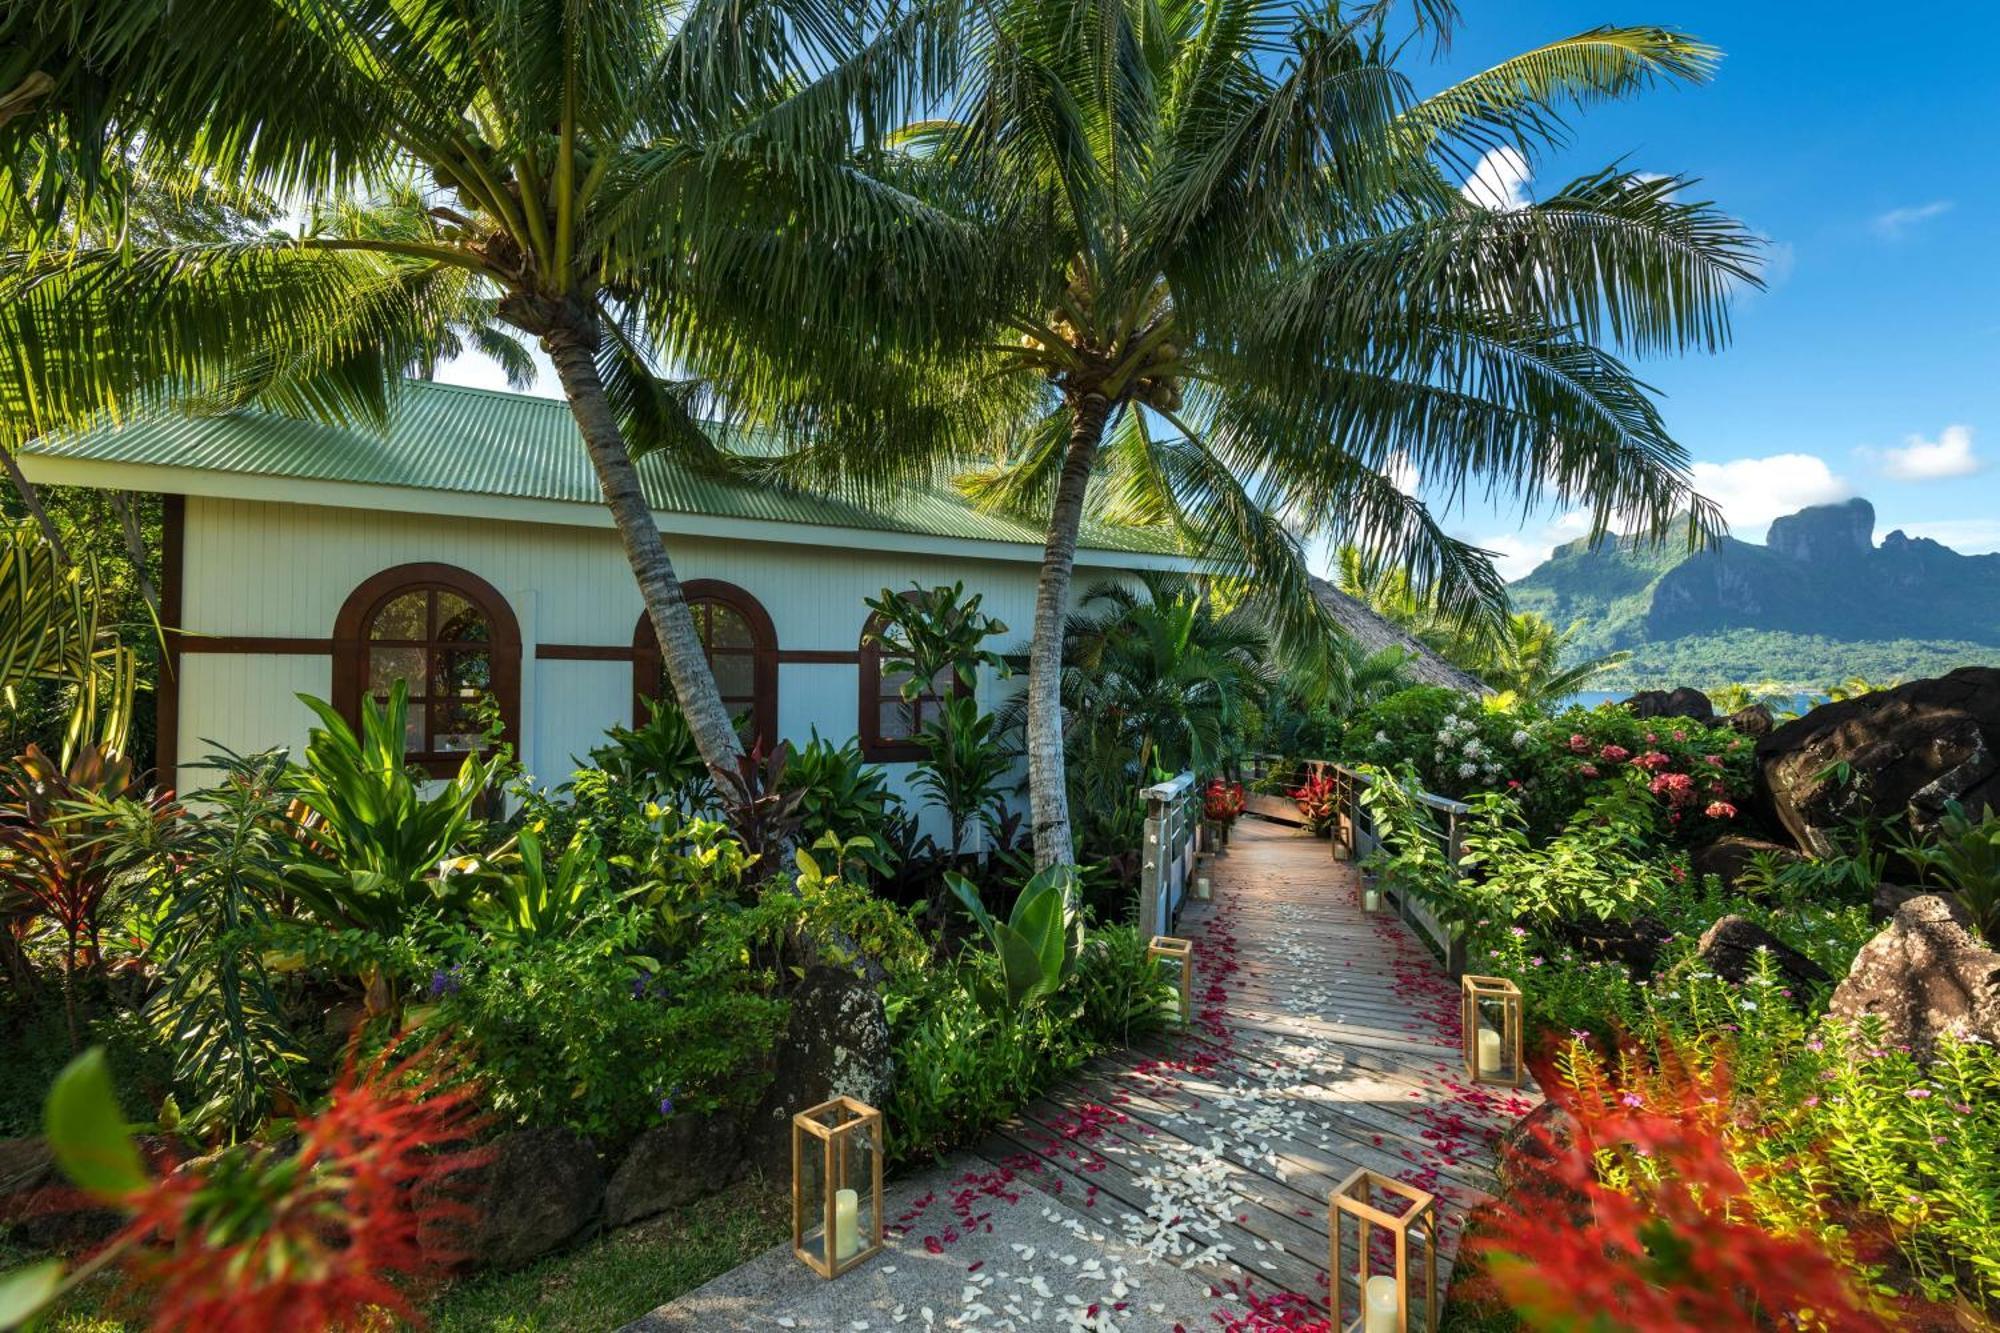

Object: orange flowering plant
[1475,1042,1887,1332]
[0,1042,486,1332]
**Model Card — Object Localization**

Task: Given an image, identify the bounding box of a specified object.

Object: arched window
[633,580,778,749]
[332,563,521,775]
[858,604,972,762]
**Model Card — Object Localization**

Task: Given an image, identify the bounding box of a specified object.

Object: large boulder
[604,1114,744,1227]
[1756,667,2000,857]
[1690,833,1803,895]
[1693,915,1830,994]
[1828,894,2000,1056]
[421,1127,604,1270]
[1625,688,1716,723]
[1550,914,1676,980]
[1726,704,1775,738]
[746,965,893,1176]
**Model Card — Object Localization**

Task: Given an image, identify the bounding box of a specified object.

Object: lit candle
[1364,1274,1400,1333]
[833,1187,859,1262]
[1478,1025,1503,1076]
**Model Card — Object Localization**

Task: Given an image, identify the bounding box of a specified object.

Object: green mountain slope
[1510,498,2000,689]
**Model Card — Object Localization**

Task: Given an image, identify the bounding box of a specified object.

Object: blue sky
[440,2,2000,580]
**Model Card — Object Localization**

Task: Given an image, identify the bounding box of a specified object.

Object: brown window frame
[632,580,779,751]
[857,602,973,763]
[332,562,521,778]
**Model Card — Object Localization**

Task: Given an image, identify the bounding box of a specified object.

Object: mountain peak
[1766,498,1874,564]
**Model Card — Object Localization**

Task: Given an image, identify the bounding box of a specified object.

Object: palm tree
[3,0,974,779]
[762,3,1759,866]
[1478,612,1630,704]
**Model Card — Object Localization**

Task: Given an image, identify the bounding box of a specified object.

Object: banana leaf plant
[946,864,1083,1013]
[471,825,607,944]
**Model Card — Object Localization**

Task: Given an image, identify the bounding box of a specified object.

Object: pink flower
[1672,729,1687,742]
[1599,744,1631,763]
[1636,750,1673,772]
[1568,733,1591,753]
[1650,772,1697,806]
[1645,732,1658,743]
[1705,801,1738,819]
[1577,762,1600,778]
[1619,1092,1644,1108]
[1703,754,1724,768]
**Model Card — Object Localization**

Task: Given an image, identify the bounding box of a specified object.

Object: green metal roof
[26,380,1183,558]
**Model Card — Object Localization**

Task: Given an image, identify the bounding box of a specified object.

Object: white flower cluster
[1434,713,1503,782]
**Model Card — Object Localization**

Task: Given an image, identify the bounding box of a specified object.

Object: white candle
[1363,1274,1400,1333]
[1195,875,1211,900]
[1363,888,1380,912]
[832,1184,856,1256]
[1478,1025,1503,1076]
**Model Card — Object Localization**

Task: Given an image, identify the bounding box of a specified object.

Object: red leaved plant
[1475,1051,1886,1332]
[1289,773,1337,834]
[14,1041,488,1331]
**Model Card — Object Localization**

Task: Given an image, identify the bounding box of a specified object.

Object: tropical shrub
[1289,772,1336,834]
[946,865,1084,1012]
[1339,687,1538,799]
[587,695,712,809]
[780,732,899,878]
[912,696,1012,861]
[0,743,171,1046]
[286,685,494,938]
[1896,799,2000,942]
[1203,778,1244,826]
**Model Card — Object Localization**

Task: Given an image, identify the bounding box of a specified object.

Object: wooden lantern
[1460,974,1524,1088]
[791,1097,884,1279]
[1147,935,1194,1025]
[1330,1168,1438,1333]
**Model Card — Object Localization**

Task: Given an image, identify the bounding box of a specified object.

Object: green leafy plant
[588,696,713,809]
[946,864,1084,1012]
[285,682,494,939]
[473,826,610,944]
[862,582,1009,707]
[913,696,1012,862]
[781,733,899,879]
[1896,799,2000,941]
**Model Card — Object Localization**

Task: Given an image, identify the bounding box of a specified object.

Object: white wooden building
[22,381,1189,806]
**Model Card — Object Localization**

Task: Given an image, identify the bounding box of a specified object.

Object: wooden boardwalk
[964,817,1539,1318]
[636,818,1538,1330]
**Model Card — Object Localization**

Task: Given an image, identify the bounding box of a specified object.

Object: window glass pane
[879,699,919,740]
[704,602,754,649]
[435,592,490,643]
[881,667,915,700]
[404,702,426,752]
[712,652,754,699]
[928,666,956,700]
[433,704,483,753]
[369,591,427,641]
[368,647,425,695]
[432,650,492,700]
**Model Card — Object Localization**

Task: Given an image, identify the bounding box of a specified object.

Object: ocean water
[1559,689,1819,714]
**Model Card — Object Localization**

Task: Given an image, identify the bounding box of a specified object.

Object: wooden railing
[1245,757,1469,974]
[1138,771,1201,938]
[1324,761,1469,974]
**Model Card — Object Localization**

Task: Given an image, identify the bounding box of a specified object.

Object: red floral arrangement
[1474,1054,1885,1332]
[1289,773,1337,832]
[1203,778,1245,824]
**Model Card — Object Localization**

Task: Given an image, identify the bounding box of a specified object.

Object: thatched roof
[1308,576,1492,695]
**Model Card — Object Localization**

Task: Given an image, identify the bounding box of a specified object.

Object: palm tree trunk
[543,333,745,779]
[1,443,69,565]
[1026,393,1111,869]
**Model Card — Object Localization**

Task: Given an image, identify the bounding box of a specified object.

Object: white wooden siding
[177,497,1118,833]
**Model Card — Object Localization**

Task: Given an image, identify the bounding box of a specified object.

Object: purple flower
[1905,1088,1934,1100]
[1806,1039,1824,1052]
[1568,1029,1592,1042]
[428,966,461,999]
[1802,1096,1820,1108]
[659,1094,676,1117]
[1509,926,1529,939]
[1620,1092,1644,1108]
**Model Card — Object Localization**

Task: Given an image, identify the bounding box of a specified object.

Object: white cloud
[1870,424,1982,481]
[1871,200,1952,239]
[1890,518,2000,554]
[1687,453,1852,540]
[1462,146,1532,211]
[1481,509,1596,582]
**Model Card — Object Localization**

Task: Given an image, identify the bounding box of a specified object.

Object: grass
[0,1179,790,1332]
